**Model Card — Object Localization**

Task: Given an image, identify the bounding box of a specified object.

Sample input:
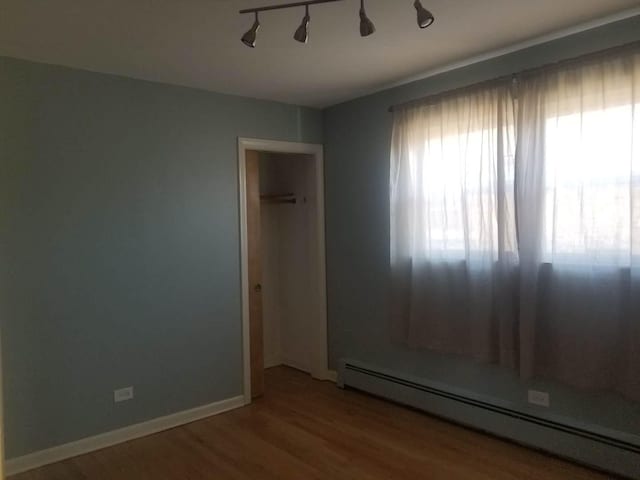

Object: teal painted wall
[0,57,322,458]
[4,14,640,462]
[323,16,640,438]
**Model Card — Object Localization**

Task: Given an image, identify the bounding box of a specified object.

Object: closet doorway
[238,138,329,402]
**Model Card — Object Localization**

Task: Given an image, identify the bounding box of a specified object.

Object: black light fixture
[239,0,434,47]
[241,12,260,48]
[414,0,434,29]
[359,0,376,37]
[294,5,311,43]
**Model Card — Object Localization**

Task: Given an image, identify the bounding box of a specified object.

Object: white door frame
[237,137,329,404]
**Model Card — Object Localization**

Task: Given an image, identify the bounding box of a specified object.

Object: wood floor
[11,366,611,480]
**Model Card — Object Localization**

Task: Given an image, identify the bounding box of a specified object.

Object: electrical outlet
[114,386,134,403]
[528,389,550,407]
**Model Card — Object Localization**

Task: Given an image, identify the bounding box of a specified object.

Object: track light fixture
[239,0,434,47]
[359,0,375,37]
[241,12,260,48]
[414,0,434,29]
[294,5,311,43]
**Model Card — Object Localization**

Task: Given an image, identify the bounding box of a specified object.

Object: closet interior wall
[259,152,318,373]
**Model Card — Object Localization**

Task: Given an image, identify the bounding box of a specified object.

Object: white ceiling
[1,0,639,108]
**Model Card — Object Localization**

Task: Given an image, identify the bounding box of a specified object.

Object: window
[543,103,640,266]
[390,48,640,402]
[391,87,517,265]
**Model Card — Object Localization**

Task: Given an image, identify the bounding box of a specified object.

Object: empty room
[1,1,640,478]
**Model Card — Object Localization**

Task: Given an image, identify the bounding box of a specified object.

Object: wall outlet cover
[528,389,550,407]
[114,386,134,403]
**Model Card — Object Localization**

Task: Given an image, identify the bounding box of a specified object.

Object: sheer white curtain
[390,84,519,367]
[391,45,640,401]
[516,49,640,400]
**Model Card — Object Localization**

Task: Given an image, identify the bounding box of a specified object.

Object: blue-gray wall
[0,57,322,458]
[324,16,640,438]
[4,14,640,462]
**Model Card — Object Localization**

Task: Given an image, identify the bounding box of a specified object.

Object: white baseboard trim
[264,362,336,383]
[264,356,283,369]
[281,361,337,384]
[6,395,245,476]
[282,358,310,375]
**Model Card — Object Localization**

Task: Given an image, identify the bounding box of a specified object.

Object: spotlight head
[294,6,310,43]
[359,4,376,37]
[414,0,434,29]
[241,13,260,48]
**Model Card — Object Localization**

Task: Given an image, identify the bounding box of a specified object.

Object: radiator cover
[338,359,640,479]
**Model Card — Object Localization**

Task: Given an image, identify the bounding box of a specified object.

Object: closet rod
[388,39,640,113]
[260,193,297,205]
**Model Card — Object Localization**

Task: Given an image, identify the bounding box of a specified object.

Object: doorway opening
[238,138,329,402]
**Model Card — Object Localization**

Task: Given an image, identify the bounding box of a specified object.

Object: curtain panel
[390,46,640,401]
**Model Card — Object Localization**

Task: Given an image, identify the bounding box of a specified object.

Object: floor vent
[339,360,640,479]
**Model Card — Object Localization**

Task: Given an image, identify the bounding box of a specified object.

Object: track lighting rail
[239,0,344,15]
[240,0,434,47]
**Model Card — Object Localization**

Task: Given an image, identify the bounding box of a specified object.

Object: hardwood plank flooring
[10,366,611,480]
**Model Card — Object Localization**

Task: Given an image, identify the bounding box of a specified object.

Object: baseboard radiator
[338,360,640,479]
